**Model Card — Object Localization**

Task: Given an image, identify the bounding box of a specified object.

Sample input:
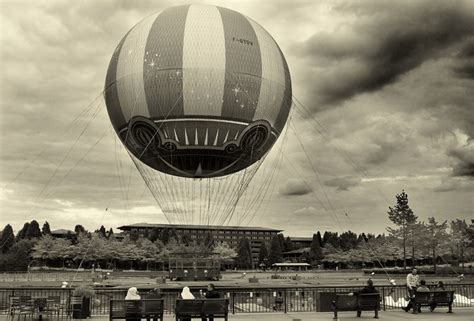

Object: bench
[332,293,380,320]
[109,299,164,321]
[175,299,228,321]
[412,290,454,313]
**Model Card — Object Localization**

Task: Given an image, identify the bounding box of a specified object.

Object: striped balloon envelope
[105,4,292,178]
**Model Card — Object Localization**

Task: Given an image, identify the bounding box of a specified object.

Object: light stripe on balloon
[182,5,226,116]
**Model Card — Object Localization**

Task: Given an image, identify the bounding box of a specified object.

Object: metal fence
[1,284,472,316]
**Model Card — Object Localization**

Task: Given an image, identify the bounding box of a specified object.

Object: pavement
[2,308,472,321]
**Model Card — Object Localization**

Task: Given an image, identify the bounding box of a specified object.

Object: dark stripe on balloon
[273,47,292,133]
[217,7,262,122]
[104,32,129,132]
[143,5,190,120]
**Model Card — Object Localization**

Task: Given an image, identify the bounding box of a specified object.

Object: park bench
[109,299,164,321]
[412,290,454,313]
[175,298,229,321]
[332,293,380,320]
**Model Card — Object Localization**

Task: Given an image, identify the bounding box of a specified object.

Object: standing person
[403,268,419,312]
[201,284,220,321]
[349,279,379,319]
[125,287,141,321]
[180,287,195,321]
[430,281,445,312]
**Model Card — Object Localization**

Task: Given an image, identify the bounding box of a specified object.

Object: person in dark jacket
[350,279,379,319]
[202,284,220,321]
[146,289,162,321]
[430,281,445,312]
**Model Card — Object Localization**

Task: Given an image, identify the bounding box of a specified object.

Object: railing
[0,284,472,315]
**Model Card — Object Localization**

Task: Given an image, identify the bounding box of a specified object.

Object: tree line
[0,190,472,271]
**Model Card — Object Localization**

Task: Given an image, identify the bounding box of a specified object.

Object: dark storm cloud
[279,178,312,196]
[294,0,474,108]
[448,143,474,177]
[324,176,360,191]
[453,39,474,79]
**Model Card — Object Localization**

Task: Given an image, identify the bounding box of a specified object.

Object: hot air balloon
[104,4,292,224]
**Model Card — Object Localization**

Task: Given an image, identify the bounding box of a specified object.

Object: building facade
[117,223,282,268]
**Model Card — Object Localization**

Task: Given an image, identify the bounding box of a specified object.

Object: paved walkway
[2,308,471,321]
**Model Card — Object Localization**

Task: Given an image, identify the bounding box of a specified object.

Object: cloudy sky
[1,0,473,237]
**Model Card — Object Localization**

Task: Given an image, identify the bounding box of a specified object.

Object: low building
[289,236,313,249]
[50,229,76,239]
[283,247,310,263]
[117,223,282,268]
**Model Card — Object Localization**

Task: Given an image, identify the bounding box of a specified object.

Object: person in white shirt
[403,268,420,312]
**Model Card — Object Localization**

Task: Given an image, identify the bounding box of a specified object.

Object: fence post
[284,289,287,313]
[382,287,386,311]
[232,292,235,314]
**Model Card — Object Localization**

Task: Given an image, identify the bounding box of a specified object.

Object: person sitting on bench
[349,279,379,319]
[430,281,444,312]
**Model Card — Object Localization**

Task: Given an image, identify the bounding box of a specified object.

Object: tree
[235,238,252,269]
[25,220,42,239]
[0,239,35,271]
[269,235,283,265]
[16,222,30,240]
[322,231,339,248]
[97,225,107,238]
[308,234,324,266]
[203,232,214,249]
[148,228,160,242]
[129,230,140,242]
[258,243,269,267]
[339,231,358,251]
[420,217,448,273]
[0,224,15,253]
[159,229,170,244]
[42,222,51,235]
[74,225,86,235]
[180,234,192,246]
[387,190,417,269]
[107,228,114,238]
[213,242,237,262]
[450,219,473,269]
[316,231,323,247]
[283,237,294,252]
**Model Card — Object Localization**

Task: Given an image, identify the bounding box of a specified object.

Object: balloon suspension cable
[291,95,395,284]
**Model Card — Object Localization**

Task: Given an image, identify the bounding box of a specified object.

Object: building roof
[117,223,282,232]
[51,229,75,235]
[283,247,310,255]
[289,237,313,242]
[272,262,310,266]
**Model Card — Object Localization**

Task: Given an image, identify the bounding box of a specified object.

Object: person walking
[403,268,419,312]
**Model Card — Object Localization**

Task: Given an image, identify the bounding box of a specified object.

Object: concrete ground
[2,309,472,321]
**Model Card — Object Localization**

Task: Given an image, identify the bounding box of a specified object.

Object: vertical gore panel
[143,5,190,119]
[105,32,129,132]
[182,5,226,116]
[248,19,286,128]
[273,47,292,133]
[116,14,158,122]
[218,7,262,122]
